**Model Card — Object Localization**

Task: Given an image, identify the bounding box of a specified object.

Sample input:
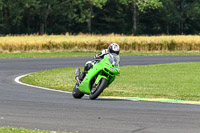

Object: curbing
[15,74,200,105]
[102,96,200,105]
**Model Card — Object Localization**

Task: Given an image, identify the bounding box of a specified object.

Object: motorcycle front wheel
[89,78,108,100]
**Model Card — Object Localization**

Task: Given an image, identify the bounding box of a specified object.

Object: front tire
[72,84,84,99]
[89,78,108,100]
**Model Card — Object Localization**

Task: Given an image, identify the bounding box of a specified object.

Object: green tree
[92,0,128,34]
[158,0,200,34]
[48,0,92,33]
[0,0,199,35]
[119,0,163,35]
[156,0,179,34]
[37,0,58,35]
[86,0,108,32]
[23,0,40,33]
[48,0,108,33]
[0,0,4,32]
[0,0,26,34]
[186,0,200,34]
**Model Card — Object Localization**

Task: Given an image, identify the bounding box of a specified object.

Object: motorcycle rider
[79,43,120,81]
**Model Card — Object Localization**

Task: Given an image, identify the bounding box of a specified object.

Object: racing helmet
[108,43,120,55]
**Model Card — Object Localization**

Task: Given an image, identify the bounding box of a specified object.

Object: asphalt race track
[0,55,200,133]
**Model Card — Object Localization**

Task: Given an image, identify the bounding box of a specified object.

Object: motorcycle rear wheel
[89,78,108,100]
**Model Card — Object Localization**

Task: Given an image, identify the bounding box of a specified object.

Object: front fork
[95,72,108,85]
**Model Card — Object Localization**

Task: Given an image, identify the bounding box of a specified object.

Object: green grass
[0,52,96,58]
[1,51,200,58]
[0,127,67,133]
[21,63,200,101]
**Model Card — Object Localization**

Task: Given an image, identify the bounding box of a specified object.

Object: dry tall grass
[0,34,200,53]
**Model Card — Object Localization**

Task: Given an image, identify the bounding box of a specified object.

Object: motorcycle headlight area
[108,53,120,66]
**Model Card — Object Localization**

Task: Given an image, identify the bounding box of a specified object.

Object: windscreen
[108,53,120,66]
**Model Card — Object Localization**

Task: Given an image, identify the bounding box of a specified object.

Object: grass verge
[21,63,200,101]
[1,51,200,58]
[0,127,67,133]
[0,52,96,58]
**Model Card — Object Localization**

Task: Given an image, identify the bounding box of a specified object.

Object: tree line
[0,0,199,35]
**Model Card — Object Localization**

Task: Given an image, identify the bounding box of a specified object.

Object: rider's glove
[93,54,99,59]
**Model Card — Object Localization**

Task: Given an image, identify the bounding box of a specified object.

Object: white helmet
[108,43,120,55]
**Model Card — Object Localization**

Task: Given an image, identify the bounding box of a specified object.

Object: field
[21,63,200,101]
[0,35,200,53]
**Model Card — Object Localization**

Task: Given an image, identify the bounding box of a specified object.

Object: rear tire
[72,84,84,99]
[89,78,108,100]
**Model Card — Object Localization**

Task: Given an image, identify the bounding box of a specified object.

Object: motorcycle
[72,53,120,100]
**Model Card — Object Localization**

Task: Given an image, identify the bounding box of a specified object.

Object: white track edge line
[14,73,138,101]
[14,74,71,94]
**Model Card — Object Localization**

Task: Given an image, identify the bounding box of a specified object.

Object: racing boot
[75,68,81,85]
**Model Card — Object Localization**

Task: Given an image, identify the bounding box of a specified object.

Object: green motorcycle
[72,53,120,100]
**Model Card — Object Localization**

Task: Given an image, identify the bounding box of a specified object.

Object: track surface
[0,56,200,133]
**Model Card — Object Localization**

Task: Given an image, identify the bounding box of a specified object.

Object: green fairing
[78,55,120,94]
